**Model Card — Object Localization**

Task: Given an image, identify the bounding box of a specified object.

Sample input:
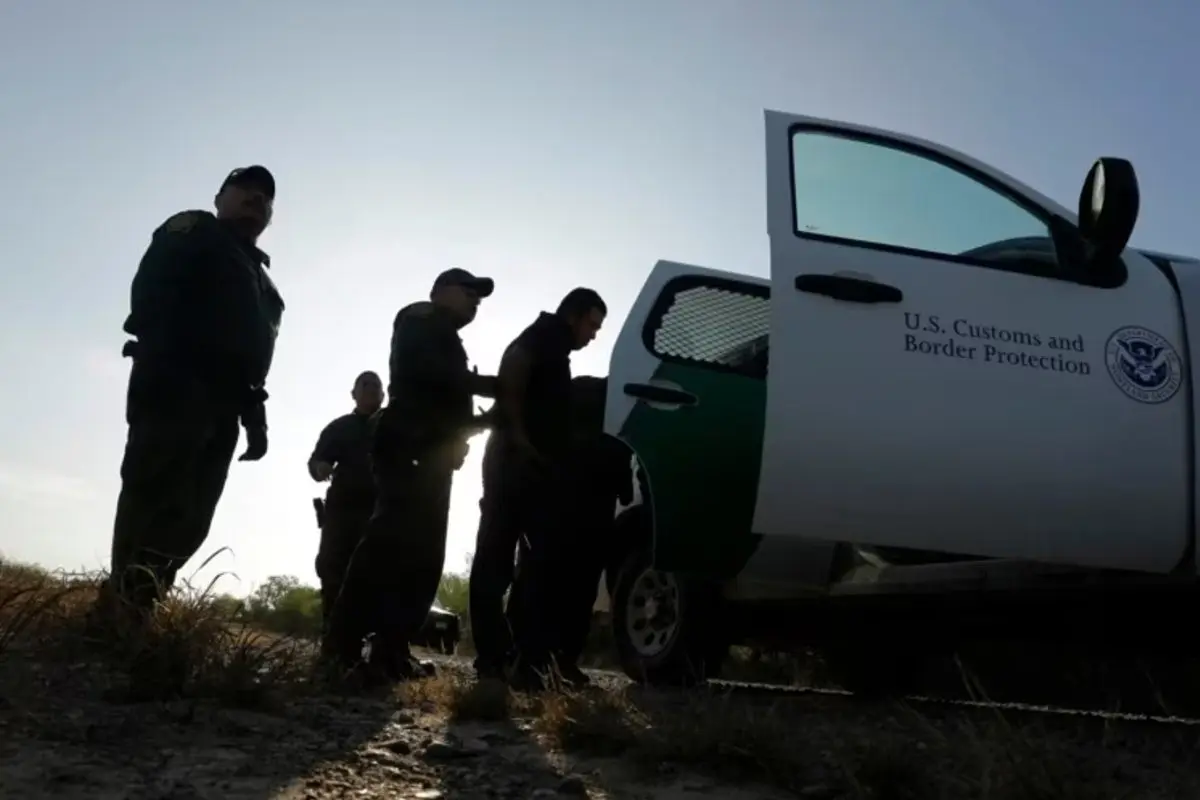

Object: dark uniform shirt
[504,312,574,460]
[310,411,376,509]
[378,301,496,460]
[124,210,284,400]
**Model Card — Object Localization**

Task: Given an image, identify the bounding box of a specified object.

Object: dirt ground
[7,636,1200,800]
[4,564,1200,799]
[0,643,800,800]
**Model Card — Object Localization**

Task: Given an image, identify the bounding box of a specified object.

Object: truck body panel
[602,110,1199,614]
[756,110,1190,576]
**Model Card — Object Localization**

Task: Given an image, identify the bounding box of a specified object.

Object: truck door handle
[794,274,903,304]
[623,382,697,406]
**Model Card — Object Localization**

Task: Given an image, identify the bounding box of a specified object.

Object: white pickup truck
[589,109,1199,692]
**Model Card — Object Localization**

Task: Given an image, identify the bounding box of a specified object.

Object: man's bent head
[352,370,384,414]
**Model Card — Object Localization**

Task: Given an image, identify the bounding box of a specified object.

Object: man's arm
[307,419,341,481]
[124,211,212,352]
[468,367,498,399]
[496,341,536,447]
[391,306,496,397]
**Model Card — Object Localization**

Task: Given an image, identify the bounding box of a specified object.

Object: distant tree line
[212,569,473,641]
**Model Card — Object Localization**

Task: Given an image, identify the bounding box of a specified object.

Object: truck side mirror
[1077,157,1140,265]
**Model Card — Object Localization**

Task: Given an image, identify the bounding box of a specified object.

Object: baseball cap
[220,165,276,199]
[431,268,494,298]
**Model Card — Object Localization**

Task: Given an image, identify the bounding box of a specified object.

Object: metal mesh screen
[651,284,770,371]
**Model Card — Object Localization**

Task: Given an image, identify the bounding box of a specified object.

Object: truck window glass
[648,282,770,379]
[791,130,1056,269]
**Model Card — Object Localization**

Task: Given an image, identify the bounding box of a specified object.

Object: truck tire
[612,544,729,687]
[606,505,649,600]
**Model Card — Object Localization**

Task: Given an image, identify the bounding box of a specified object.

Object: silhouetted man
[93,165,284,633]
[309,370,385,641]
[471,287,606,688]
[326,269,497,685]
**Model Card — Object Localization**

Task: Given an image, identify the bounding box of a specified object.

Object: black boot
[473,652,510,682]
[375,642,435,682]
[84,579,152,654]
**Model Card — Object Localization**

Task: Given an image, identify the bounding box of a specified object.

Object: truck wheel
[606,506,647,599]
[612,545,729,687]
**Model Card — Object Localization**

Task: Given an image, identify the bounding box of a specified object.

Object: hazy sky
[1,1,1196,597]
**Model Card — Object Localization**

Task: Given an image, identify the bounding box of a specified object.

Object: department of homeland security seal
[1104,326,1183,404]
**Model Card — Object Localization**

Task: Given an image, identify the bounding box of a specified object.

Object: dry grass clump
[0,557,98,647]
[117,591,312,706]
[527,685,930,796]
[400,670,515,722]
[0,555,312,707]
[400,667,1196,799]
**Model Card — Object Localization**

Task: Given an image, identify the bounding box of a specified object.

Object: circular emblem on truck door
[1104,326,1183,404]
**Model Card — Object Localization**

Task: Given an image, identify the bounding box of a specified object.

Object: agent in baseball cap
[98,162,285,628]
[220,165,276,198]
[429,267,495,327]
[215,164,276,239]
[323,267,497,683]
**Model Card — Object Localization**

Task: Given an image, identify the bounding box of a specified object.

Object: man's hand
[239,399,268,462]
[465,405,497,435]
[310,460,334,481]
[239,424,268,462]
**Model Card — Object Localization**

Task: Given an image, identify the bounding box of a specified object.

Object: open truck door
[753,111,1188,574]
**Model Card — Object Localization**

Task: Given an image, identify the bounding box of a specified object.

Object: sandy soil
[4,625,1200,800]
[0,645,797,800]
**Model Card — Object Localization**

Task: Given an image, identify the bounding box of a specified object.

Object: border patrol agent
[325,268,497,683]
[96,165,284,628]
[309,370,385,639]
[478,287,606,688]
